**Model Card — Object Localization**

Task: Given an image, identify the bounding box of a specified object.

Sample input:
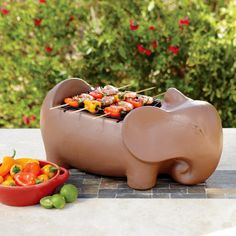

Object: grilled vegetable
[89,91,103,99]
[102,85,119,95]
[84,100,102,113]
[100,96,115,107]
[124,91,137,99]
[104,105,124,119]
[64,98,79,108]
[126,98,143,108]
[118,101,134,112]
[138,95,154,105]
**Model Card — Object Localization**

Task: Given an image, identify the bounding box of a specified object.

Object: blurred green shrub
[0,0,235,127]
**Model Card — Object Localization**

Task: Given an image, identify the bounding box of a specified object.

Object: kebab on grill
[51,84,161,119]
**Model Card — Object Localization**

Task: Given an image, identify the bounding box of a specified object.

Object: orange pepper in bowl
[0,150,16,177]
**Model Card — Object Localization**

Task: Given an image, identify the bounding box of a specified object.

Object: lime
[51,194,66,209]
[60,184,78,203]
[40,196,53,209]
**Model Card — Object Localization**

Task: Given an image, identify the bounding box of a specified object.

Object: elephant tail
[169,158,193,184]
[169,156,219,185]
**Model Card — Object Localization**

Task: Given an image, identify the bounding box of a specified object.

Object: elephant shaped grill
[40,79,223,190]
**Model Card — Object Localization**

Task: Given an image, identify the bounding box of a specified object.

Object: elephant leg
[126,163,159,190]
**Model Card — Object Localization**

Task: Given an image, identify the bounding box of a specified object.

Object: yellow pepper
[41,165,58,179]
[10,164,22,177]
[0,150,16,177]
[36,174,49,184]
[0,176,3,184]
[15,158,39,168]
[114,94,120,102]
[4,174,14,181]
[2,179,16,186]
[84,100,102,114]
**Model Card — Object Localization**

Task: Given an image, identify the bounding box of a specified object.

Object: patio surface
[0,128,236,236]
[67,169,236,199]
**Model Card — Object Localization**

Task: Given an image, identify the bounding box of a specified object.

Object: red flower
[34,18,42,27]
[168,46,179,55]
[1,8,9,15]
[23,116,31,125]
[145,49,152,56]
[30,115,36,121]
[129,20,139,31]
[149,26,155,31]
[151,40,158,49]
[39,0,46,3]
[137,44,145,54]
[69,15,75,22]
[179,18,189,26]
[23,115,36,125]
[45,46,53,53]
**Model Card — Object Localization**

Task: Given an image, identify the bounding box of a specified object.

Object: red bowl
[0,160,69,206]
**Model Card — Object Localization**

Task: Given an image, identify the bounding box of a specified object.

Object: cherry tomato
[14,172,36,186]
[23,162,41,176]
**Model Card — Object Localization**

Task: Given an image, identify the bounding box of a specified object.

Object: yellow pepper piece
[41,164,58,179]
[36,174,49,184]
[10,164,22,177]
[2,179,16,186]
[84,100,102,113]
[4,174,14,181]
[114,94,120,102]
[15,158,39,168]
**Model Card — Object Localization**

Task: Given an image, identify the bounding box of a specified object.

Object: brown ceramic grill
[40,78,223,190]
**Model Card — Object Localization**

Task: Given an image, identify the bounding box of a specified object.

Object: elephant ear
[51,78,92,107]
[122,106,182,163]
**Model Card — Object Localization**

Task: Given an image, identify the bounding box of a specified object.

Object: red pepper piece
[104,106,123,119]
[64,98,79,108]
[126,98,143,108]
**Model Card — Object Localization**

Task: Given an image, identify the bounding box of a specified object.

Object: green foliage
[0,0,235,127]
